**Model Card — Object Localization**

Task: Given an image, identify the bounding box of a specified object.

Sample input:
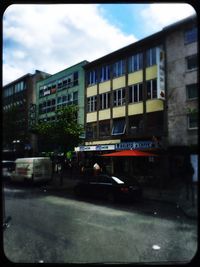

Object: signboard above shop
[75,141,158,152]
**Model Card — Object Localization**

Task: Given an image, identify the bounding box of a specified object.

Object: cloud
[140,3,196,34]
[3,4,137,85]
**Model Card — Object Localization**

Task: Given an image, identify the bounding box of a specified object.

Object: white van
[11,157,52,183]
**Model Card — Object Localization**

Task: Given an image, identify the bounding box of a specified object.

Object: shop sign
[115,141,156,150]
[77,144,115,152]
[96,145,115,151]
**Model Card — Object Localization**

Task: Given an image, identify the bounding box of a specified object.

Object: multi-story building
[36,60,88,152]
[3,70,51,156]
[75,15,197,183]
[164,15,198,180]
[82,32,166,150]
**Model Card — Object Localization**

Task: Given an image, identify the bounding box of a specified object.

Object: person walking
[93,162,101,176]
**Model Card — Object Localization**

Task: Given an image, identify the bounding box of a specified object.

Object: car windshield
[111,176,124,184]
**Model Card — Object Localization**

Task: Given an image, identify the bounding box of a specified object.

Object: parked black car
[74,174,143,203]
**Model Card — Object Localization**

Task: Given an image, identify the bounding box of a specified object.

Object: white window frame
[146,79,157,99]
[129,53,143,72]
[146,47,157,67]
[111,119,126,135]
[113,60,125,78]
[100,65,110,82]
[113,88,125,106]
[129,83,143,103]
[100,92,110,110]
[87,96,97,112]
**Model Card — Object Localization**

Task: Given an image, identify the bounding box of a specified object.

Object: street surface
[3,183,198,264]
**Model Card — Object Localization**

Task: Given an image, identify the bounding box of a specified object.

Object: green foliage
[33,105,83,151]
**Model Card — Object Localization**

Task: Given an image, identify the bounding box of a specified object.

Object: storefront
[75,140,163,186]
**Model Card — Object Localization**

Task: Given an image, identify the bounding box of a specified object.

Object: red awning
[102,150,157,157]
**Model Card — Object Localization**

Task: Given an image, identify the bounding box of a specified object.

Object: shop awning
[102,150,157,157]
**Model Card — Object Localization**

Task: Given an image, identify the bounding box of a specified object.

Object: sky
[2,3,196,85]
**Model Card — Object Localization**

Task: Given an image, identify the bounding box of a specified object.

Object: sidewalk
[143,184,198,219]
[46,171,198,219]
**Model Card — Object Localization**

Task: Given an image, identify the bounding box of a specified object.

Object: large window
[186,54,198,70]
[184,27,197,44]
[146,47,157,67]
[129,115,144,134]
[129,83,143,103]
[100,65,110,82]
[87,96,97,112]
[113,60,125,78]
[186,83,198,100]
[100,92,110,110]
[146,79,157,99]
[86,122,97,139]
[87,70,97,85]
[113,88,125,106]
[99,120,110,138]
[128,53,143,72]
[112,119,126,135]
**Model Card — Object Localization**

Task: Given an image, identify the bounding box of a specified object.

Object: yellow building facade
[83,38,166,149]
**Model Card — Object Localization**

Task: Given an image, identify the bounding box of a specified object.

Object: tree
[33,105,84,152]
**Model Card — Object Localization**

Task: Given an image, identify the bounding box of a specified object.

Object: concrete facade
[3,70,51,155]
[35,61,88,152]
[165,17,198,148]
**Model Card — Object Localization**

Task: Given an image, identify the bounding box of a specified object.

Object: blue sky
[3,3,196,85]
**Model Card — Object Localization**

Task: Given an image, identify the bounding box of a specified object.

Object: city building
[35,60,88,152]
[3,70,51,157]
[164,15,198,181]
[75,15,198,183]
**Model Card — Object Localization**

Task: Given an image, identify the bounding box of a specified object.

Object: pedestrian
[93,162,101,176]
[58,160,64,186]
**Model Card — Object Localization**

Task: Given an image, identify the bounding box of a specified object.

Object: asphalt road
[3,184,198,264]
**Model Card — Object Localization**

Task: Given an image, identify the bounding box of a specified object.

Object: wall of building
[166,24,198,147]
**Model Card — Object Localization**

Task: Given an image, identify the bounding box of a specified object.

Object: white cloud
[3,4,137,85]
[140,3,196,34]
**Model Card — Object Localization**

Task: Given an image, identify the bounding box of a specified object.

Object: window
[186,84,198,100]
[146,47,157,67]
[100,65,110,82]
[113,88,125,106]
[73,91,78,105]
[129,115,144,134]
[86,122,97,139]
[112,119,126,135]
[186,54,198,70]
[73,71,79,86]
[185,27,197,44]
[87,96,97,112]
[87,70,97,85]
[99,120,110,137]
[129,83,143,103]
[128,53,143,72]
[113,60,125,78]
[188,113,198,129]
[100,92,110,110]
[146,79,157,99]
